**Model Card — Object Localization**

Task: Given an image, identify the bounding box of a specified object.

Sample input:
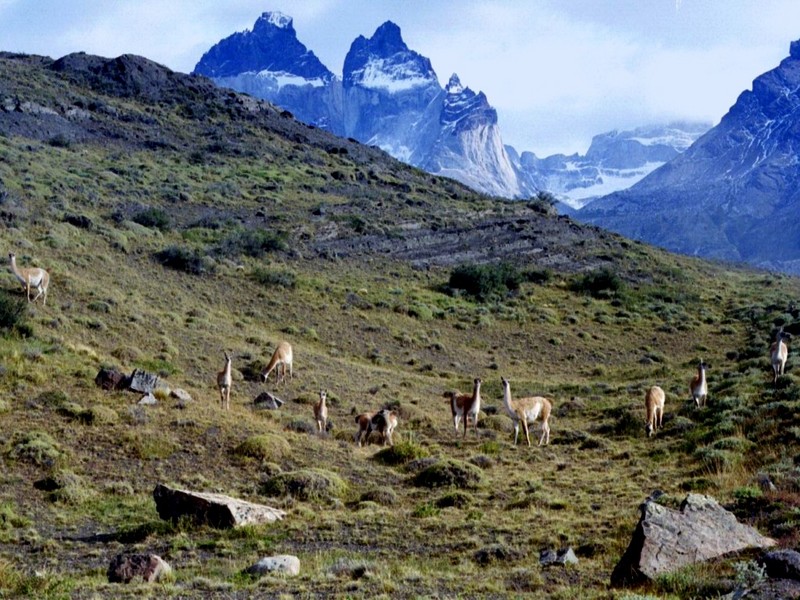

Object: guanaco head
[319,389,327,402]
[223,351,231,363]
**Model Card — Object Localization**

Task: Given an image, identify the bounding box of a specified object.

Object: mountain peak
[193,11,332,80]
[254,11,293,32]
[446,74,463,94]
[371,21,405,51]
[791,38,800,60]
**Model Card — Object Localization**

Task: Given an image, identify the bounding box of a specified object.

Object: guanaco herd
[6,253,794,444]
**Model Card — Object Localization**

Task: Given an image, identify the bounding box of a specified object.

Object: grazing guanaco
[644,385,665,437]
[217,351,232,410]
[443,378,482,438]
[9,252,49,305]
[314,390,328,434]
[770,327,790,384]
[690,360,708,407]
[500,377,552,446]
[261,341,293,385]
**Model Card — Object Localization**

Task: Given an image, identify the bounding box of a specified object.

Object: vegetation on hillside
[0,52,798,599]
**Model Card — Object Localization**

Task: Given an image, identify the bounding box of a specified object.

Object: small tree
[448,262,522,302]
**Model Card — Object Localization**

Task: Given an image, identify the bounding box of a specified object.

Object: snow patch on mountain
[353,58,435,92]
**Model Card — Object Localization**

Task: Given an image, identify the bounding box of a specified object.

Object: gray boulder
[244,555,300,577]
[540,547,578,567]
[107,553,171,583]
[129,369,159,393]
[611,494,776,587]
[138,393,157,405]
[153,483,286,529]
[254,391,284,410]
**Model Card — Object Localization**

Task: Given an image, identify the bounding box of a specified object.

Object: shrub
[411,458,484,489]
[372,440,428,466]
[570,267,625,298]
[6,431,63,467]
[154,246,216,275]
[435,491,474,509]
[217,229,287,258]
[0,290,30,336]
[447,262,522,302]
[234,434,291,461]
[132,207,171,231]
[251,267,296,289]
[359,487,398,506]
[260,469,348,502]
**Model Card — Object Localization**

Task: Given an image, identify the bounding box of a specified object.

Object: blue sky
[1,0,798,156]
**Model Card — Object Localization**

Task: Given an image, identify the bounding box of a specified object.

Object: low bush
[154,246,216,275]
[372,440,428,466]
[260,469,348,502]
[0,290,30,336]
[217,229,287,258]
[132,207,171,231]
[447,262,522,302]
[411,458,484,489]
[234,434,291,461]
[570,267,625,298]
[251,267,296,289]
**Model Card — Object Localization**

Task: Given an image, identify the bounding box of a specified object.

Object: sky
[1,0,799,156]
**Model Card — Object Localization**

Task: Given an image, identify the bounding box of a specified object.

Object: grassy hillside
[0,52,799,599]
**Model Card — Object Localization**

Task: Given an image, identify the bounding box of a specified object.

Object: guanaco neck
[9,255,26,285]
[501,380,517,419]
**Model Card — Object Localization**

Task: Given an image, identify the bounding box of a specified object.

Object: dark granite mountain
[194,12,343,132]
[579,40,800,274]
[193,13,520,198]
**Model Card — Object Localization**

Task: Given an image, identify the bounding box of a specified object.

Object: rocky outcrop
[611,494,776,587]
[153,484,286,529]
[107,553,171,583]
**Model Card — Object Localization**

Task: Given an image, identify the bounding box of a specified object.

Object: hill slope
[0,51,799,599]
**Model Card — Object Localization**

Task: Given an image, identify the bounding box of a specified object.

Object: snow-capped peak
[446,74,463,94]
[258,11,292,29]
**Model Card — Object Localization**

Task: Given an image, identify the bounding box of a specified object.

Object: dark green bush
[569,268,625,298]
[0,290,31,336]
[448,262,522,302]
[217,229,287,258]
[154,246,215,275]
[251,267,296,289]
[132,207,171,231]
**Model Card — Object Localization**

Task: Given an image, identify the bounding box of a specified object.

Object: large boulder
[253,391,284,410]
[611,494,776,587]
[107,553,171,583]
[153,484,286,529]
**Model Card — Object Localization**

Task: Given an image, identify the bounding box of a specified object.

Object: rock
[539,547,578,567]
[254,391,284,410]
[94,367,129,391]
[762,549,800,581]
[129,369,159,394]
[243,555,300,577]
[107,553,171,583]
[540,547,579,567]
[138,393,157,405]
[611,494,776,587]
[757,473,777,492]
[723,578,800,600]
[171,388,192,403]
[153,483,286,529]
